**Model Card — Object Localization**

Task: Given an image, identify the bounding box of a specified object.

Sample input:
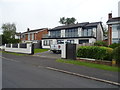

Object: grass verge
[0,51,27,56]
[56,59,120,72]
[34,49,49,53]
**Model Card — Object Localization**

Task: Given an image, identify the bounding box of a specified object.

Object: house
[42,22,104,49]
[15,32,21,39]
[107,13,120,45]
[21,28,48,48]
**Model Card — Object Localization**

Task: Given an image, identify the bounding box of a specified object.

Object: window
[66,40,74,44]
[32,33,34,40]
[82,29,93,36]
[112,24,120,43]
[44,40,50,46]
[28,34,30,40]
[88,29,92,36]
[65,28,78,37]
[21,34,25,38]
[57,40,64,44]
[50,30,61,38]
[79,40,89,44]
[83,29,87,36]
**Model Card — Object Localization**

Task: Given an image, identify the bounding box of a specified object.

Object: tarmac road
[2,53,119,88]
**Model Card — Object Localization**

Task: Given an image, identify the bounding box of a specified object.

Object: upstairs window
[82,29,93,37]
[50,30,61,38]
[65,28,78,37]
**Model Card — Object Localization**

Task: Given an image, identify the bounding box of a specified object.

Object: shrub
[77,46,113,61]
[113,46,120,64]
[109,43,120,49]
[104,48,113,61]
[94,41,107,47]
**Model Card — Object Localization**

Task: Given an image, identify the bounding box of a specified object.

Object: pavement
[2,52,120,86]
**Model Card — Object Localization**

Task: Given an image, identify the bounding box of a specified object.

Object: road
[2,53,119,88]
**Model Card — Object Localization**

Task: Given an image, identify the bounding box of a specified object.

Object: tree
[59,17,76,25]
[1,23,20,44]
[103,24,108,38]
[59,17,66,25]
[2,23,16,39]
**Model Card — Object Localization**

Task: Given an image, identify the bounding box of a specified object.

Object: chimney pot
[27,28,30,32]
[108,13,112,19]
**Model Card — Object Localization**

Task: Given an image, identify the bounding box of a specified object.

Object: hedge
[77,46,113,61]
[113,46,120,64]
[109,43,120,49]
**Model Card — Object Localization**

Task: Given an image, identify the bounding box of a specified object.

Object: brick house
[107,13,120,45]
[21,28,48,48]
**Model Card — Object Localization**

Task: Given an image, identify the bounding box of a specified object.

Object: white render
[97,23,103,41]
[4,43,33,54]
[61,44,66,58]
[42,38,96,49]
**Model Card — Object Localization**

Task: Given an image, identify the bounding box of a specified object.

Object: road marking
[1,56,120,86]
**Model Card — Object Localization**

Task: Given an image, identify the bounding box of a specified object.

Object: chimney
[27,28,30,32]
[108,13,112,19]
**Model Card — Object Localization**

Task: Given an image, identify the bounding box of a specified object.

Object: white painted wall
[61,44,66,59]
[93,28,97,37]
[89,38,96,43]
[97,23,103,41]
[15,35,20,39]
[5,43,33,54]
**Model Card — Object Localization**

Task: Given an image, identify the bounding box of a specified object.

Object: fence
[4,43,34,54]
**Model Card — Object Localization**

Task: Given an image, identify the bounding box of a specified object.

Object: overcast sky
[0,0,120,33]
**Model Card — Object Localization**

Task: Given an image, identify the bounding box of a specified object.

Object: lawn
[56,59,120,72]
[34,49,49,53]
[0,51,27,56]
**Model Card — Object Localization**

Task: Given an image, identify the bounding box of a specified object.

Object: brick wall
[20,29,48,41]
[36,29,48,40]
[108,25,112,45]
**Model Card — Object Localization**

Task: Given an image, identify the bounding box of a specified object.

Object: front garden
[56,42,120,72]
[76,42,120,67]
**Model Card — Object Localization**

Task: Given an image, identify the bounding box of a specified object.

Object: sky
[0,0,120,34]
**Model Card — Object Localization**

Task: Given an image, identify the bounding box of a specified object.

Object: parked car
[50,44,62,54]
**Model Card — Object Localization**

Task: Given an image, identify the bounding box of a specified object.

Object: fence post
[11,44,12,48]
[18,43,20,49]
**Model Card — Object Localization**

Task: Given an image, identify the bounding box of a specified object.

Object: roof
[85,22,102,27]
[49,22,89,30]
[23,28,48,34]
[107,17,120,23]
[15,32,21,36]
[49,22,102,31]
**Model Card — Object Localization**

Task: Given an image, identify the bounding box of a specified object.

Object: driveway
[34,50,61,59]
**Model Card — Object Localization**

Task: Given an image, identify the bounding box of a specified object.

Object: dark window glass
[57,40,64,44]
[79,40,89,44]
[50,30,61,38]
[65,28,78,37]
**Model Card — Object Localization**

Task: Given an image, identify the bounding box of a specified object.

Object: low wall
[4,43,34,54]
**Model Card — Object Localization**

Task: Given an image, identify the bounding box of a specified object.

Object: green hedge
[113,46,120,64]
[77,46,113,61]
[109,43,120,49]
[94,41,107,47]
